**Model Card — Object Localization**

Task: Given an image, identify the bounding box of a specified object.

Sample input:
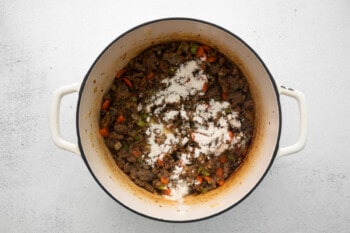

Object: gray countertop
[1,0,349,232]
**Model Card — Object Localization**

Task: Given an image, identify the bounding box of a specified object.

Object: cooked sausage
[99,41,255,197]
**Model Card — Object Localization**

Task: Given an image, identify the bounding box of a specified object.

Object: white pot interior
[77,18,281,222]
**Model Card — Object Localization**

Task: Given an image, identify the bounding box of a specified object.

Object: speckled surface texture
[1,0,349,232]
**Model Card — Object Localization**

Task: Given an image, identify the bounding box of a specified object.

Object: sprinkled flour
[99,41,255,201]
[139,60,245,200]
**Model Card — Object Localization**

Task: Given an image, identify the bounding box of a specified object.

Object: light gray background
[1,0,349,232]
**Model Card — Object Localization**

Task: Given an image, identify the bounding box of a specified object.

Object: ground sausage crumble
[99,41,255,200]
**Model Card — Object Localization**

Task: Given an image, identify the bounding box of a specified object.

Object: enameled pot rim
[76,17,282,223]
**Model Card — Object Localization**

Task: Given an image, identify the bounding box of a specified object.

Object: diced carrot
[202,45,211,52]
[216,167,223,177]
[222,92,228,100]
[196,46,205,58]
[116,114,125,123]
[157,158,164,166]
[132,149,141,157]
[207,56,217,63]
[115,69,126,79]
[101,99,111,111]
[146,72,155,80]
[162,188,171,195]
[99,127,109,137]
[203,176,212,184]
[190,132,196,141]
[123,77,132,88]
[160,177,169,185]
[196,175,203,184]
[227,131,234,143]
[220,155,227,164]
[202,82,208,92]
[218,179,225,186]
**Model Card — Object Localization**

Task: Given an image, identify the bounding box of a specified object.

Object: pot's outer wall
[76,18,281,222]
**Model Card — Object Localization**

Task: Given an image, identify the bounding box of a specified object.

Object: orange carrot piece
[227,130,235,142]
[116,114,125,123]
[146,72,155,80]
[196,175,203,184]
[132,149,141,157]
[222,92,228,101]
[160,177,169,185]
[218,179,225,186]
[196,46,205,58]
[123,77,132,88]
[157,158,164,166]
[162,188,171,195]
[190,132,196,141]
[220,155,227,164]
[203,176,212,184]
[99,127,109,137]
[115,69,126,79]
[207,56,217,63]
[202,82,208,92]
[101,99,111,111]
[216,167,223,177]
[202,45,211,52]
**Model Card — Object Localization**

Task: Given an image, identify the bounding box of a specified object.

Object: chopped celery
[169,67,176,75]
[134,135,141,141]
[123,144,129,151]
[140,113,148,121]
[137,120,146,127]
[198,166,210,177]
[202,171,210,177]
[190,44,199,54]
[156,185,168,191]
[201,187,208,193]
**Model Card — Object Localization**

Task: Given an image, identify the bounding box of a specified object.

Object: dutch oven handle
[50,83,81,155]
[277,86,308,158]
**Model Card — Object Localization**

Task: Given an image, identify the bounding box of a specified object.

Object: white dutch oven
[50,18,308,222]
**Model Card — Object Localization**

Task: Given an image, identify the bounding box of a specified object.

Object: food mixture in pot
[99,41,255,200]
